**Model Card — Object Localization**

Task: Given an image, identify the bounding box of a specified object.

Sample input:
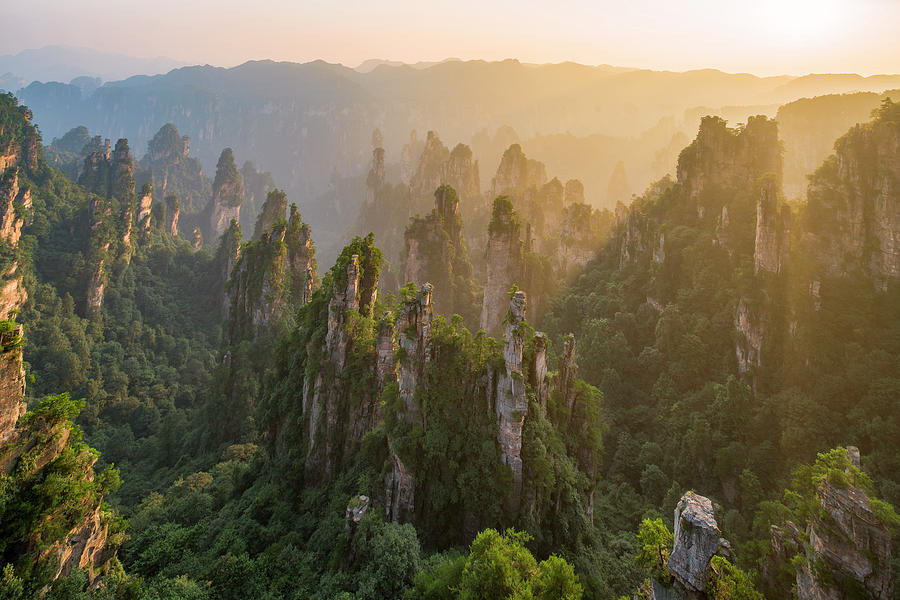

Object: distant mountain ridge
[0,45,186,86]
[11,56,900,257]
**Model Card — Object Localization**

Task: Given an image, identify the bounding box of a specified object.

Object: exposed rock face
[165,195,180,236]
[619,209,649,268]
[46,503,112,582]
[446,143,480,200]
[496,291,528,512]
[734,298,766,375]
[491,143,547,196]
[226,206,316,341]
[209,148,243,238]
[796,448,894,600]
[677,115,781,198]
[146,123,190,163]
[668,492,723,595]
[345,495,371,532]
[402,185,478,322]
[529,333,549,408]
[754,178,791,274]
[137,184,153,231]
[252,189,289,240]
[0,167,31,319]
[302,241,382,484]
[142,124,209,213]
[0,325,25,442]
[409,133,481,207]
[85,257,107,314]
[480,197,525,333]
[410,131,451,201]
[192,227,203,249]
[385,283,434,523]
[557,334,577,417]
[558,202,608,273]
[80,138,136,205]
[804,104,900,288]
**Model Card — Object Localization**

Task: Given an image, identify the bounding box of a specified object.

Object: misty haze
[0,1,897,599]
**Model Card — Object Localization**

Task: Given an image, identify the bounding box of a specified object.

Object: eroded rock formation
[226,205,317,341]
[754,178,791,275]
[496,291,528,512]
[402,185,478,323]
[803,101,900,289]
[480,197,526,333]
[209,148,243,238]
[796,448,894,600]
[491,143,547,197]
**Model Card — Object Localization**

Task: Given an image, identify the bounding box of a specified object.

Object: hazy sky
[2,0,898,75]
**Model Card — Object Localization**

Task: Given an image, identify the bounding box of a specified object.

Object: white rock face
[668,492,721,594]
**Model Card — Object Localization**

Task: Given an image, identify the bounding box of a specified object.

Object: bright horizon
[2,0,899,77]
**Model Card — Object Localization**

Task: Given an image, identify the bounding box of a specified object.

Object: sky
[2,0,899,76]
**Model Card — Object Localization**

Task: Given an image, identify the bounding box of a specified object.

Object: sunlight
[758,0,846,43]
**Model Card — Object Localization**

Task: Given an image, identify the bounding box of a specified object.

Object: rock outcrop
[409,132,481,208]
[226,204,317,341]
[385,284,434,523]
[209,148,243,238]
[0,324,25,442]
[480,197,526,333]
[301,237,382,483]
[754,178,791,275]
[0,167,31,319]
[491,144,547,197]
[402,185,479,323]
[677,115,781,200]
[496,291,529,512]
[137,183,153,231]
[668,492,725,595]
[795,448,894,600]
[141,123,209,213]
[165,195,180,236]
[803,100,900,289]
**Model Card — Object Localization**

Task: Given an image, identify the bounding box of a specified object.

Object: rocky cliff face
[491,143,547,197]
[385,283,433,522]
[480,197,525,333]
[496,291,529,512]
[137,183,153,231]
[209,148,243,239]
[410,132,481,207]
[794,448,894,600]
[803,100,900,289]
[402,185,479,324]
[226,204,317,342]
[0,167,31,319]
[410,131,451,201]
[754,178,791,275]
[0,97,119,577]
[165,195,180,236]
[668,492,726,595]
[0,102,37,319]
[141,123,209,213]
[677,115,781,200]
[0,325,25,442]
[446,143,480,201]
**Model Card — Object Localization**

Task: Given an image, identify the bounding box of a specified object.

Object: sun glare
[759,0,845,43]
